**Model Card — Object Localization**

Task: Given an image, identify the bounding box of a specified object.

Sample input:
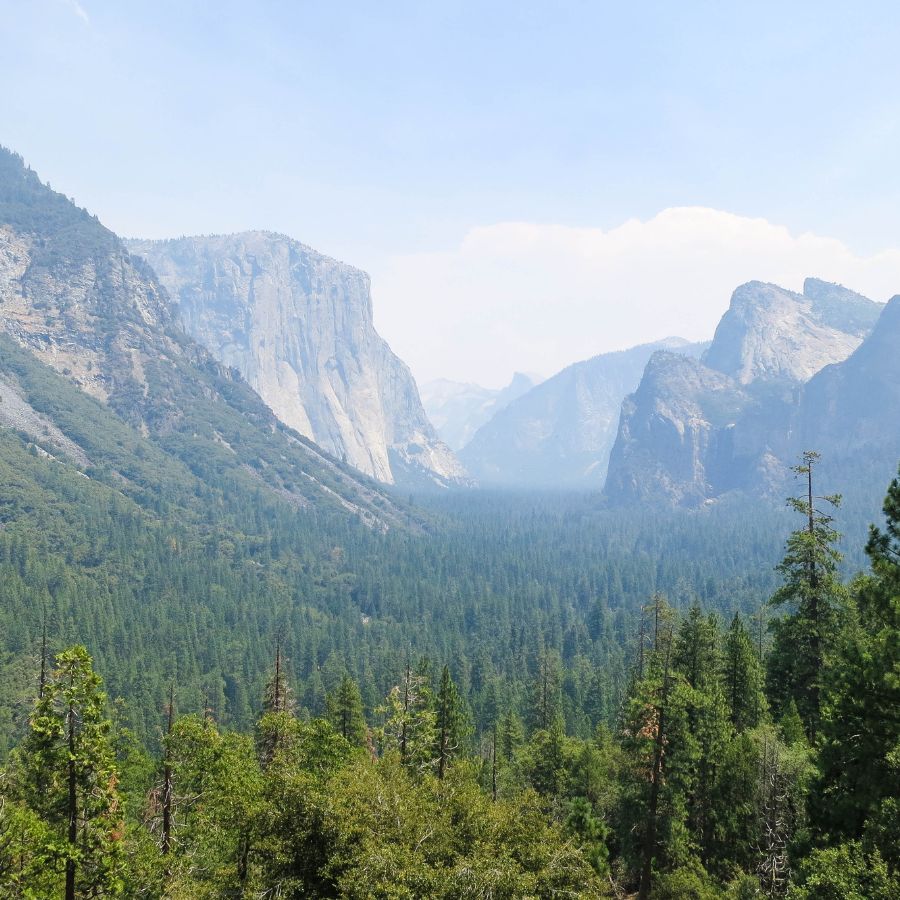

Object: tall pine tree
[767,451,845,743]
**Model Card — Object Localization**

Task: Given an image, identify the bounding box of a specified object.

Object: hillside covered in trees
[1,457,898,897]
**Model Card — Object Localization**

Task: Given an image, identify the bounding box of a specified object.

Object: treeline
[1,457,898,897]
[0,399,795,756]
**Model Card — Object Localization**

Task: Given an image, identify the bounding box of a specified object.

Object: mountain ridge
[127,231,468,488]
[460,337,707,488]
[0,145,417,529]
[605,277,890,507]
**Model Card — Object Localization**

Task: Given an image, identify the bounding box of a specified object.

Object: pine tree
[434,666,468,779]
[498,709,524,763]
[673,603,719,691]
[257,640,296,766]
[815,468,900,861]
[325,675,367,746]
[722,612,766,732]
[21,646,124,899]
[767,451,845,742]
[526,650,563,734]
[380,662,436,770]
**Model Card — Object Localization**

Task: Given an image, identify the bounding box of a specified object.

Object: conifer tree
[380,661,436,770]
[326,675,367,746]
[722,612,766,732]
[767,451,845,743]
[498,709,524,763]
[815,468,900,858]
[526,650,563,734]
[434,665,468,779]
[21,646,124,899]
[257,639,295,766]
[673,603,720,691]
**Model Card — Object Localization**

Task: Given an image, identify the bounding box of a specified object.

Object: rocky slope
[459,338,705,488]
[0,146,416,528]
[797,294,900,461]
[421,373,538,451]
[605,278,885,506]
[128,233,467,488]
[701,279,879,384]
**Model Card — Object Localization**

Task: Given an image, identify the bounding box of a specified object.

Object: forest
[0,454,898,898]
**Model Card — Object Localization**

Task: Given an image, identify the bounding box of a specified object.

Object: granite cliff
[129,233,467,488]
[0,146,416,528]
[605,278,886,506]
[459,339,706,488]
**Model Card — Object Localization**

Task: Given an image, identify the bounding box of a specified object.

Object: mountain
[459,338,706,488]
[127,233,467,489]
[701,279,879,384]
[796,294,900,476]
[605,278,886,507]
[604,352,768,506]
[420,372,538,451]
[0,146,414,529]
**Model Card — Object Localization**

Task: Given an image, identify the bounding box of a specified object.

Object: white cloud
[370,208,900,388]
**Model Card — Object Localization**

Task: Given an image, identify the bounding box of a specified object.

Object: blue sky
[3,1,900,385]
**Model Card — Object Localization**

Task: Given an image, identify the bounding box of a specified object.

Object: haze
[3,0,900,386]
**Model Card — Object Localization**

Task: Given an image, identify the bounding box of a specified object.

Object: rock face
[0,146,418,528]
[605,279,884,506]
[797,295,900,460]
[701,280,879,384]
[421,373,538,451]
[459,339,705,488]
[128,233,467,488]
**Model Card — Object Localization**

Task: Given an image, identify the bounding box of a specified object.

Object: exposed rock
[460,339,705,488]
[604,278,885,507]
[128,232,468,488]
[421,372,538,451]
[701,281,873,385]
[797,294,900,458]
[0,146,418,528]
[0,374,91,466]
[604,352,756,505]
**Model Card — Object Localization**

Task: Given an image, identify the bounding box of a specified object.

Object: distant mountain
[0,146,414,528]
[128,233,467,489]
[459,338,706,488]
[702,279,879,384]
[605,278,888,507]
[797,294,900,467]
[421,373,538,451]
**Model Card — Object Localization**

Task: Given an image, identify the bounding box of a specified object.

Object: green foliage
[19,646,125,897]
[0,788,58,898]
[434,665,470,778]
[767,451,846,742]
[814,467,900,859]
[722,613,766,732]
[787,841,900,900]
[326,675,368,747]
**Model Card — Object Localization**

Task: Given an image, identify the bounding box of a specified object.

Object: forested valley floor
[1,454,899,897]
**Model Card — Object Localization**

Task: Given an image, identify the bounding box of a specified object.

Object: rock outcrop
[128,233,467,488]
[701,280,879,385]
[797,294,900,459]
[605,279,884,506]
[459,339,705,488]
[0,146,417,528]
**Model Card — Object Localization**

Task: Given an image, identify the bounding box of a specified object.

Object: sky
[3,1,900,387]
